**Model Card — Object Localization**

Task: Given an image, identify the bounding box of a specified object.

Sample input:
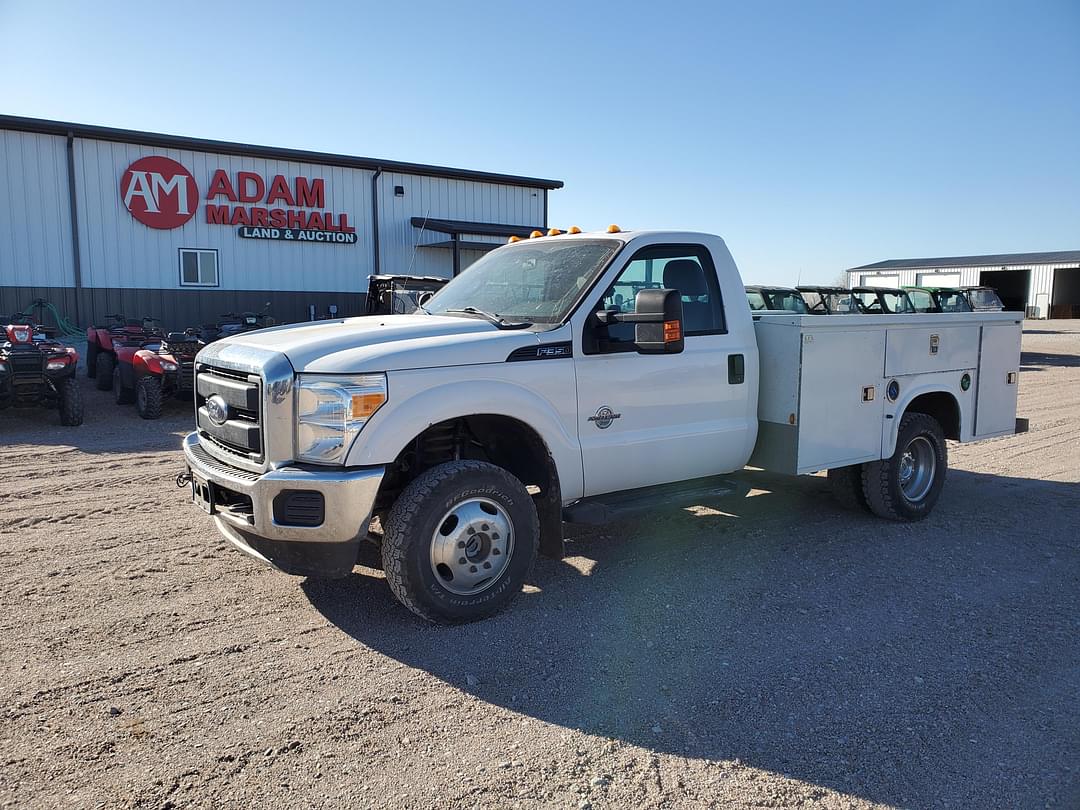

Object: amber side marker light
[547,228,563,236]
[568,225,582,234]
[507,235,522,243]
[606,224,622,233]
[351,392,386,419]
[664,320,682,342]
[529,230,544,238]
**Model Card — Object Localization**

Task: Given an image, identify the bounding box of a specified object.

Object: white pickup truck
[181,228,1024,622]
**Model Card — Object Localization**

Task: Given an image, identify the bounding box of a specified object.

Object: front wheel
[57,378,83,426]
[381,460,539,623]
[862,412,947,521]
[135,376,163,419]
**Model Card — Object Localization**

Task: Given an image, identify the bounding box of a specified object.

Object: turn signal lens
[351,392,387,419]
[568,226,582,234]
[663,320,681,342]
[507,235,521,243]
[606,224,621,233]
[529,230,544,238]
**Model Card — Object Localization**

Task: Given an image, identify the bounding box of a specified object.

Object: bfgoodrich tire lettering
[862,412,947,521]
[381,460,539,623]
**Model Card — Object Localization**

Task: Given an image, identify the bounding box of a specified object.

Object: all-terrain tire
[381,460,540,624]
[827,464,869,511]
[861,412,947,522]
[113,366,134,405]
[95,352,114,390]
[136,376,163,419]
[57,378,83,426]
[86,342,98,379]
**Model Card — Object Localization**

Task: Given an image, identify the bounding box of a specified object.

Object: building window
[179,249,219,287]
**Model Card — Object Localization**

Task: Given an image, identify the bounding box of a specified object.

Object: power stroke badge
[588,405,621,429]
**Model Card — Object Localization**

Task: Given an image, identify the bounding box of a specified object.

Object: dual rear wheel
[828,412,947,521]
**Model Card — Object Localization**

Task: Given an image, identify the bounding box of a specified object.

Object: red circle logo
[120,156,198,229]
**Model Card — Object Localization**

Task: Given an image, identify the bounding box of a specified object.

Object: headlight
[159,360,179,372]
[295,373,387,464]
[46,358,70,371]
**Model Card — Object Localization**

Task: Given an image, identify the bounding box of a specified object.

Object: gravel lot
[1,323,1077,810]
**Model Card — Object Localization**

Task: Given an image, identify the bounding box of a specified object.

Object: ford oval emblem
[205,394,230,426]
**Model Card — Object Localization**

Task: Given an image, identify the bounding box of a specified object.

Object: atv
[209,304,274,340]
[86,314,164,391]
[366,275,448,315]
[0,315,83,425]
[112,328,205,420]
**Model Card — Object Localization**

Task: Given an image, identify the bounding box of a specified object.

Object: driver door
[572,242,749,497]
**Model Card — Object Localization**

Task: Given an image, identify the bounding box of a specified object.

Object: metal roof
[0,114,563,190]
[851,250,1080,271]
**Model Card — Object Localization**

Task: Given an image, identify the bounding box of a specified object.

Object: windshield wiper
[444,307,532,329]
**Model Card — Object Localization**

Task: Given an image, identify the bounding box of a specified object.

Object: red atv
[86,314,164,391]
[0,315,83,425]
[113,329,205,419]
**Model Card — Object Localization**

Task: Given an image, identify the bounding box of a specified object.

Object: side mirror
[633,288,684,354]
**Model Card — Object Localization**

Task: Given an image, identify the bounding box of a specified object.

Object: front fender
[344,375,584,501]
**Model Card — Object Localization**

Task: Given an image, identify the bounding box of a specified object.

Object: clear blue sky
[2,0,1078,285]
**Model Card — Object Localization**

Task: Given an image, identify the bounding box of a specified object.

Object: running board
[563,475,748,525]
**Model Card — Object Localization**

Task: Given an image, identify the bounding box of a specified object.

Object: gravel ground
[1,323,1077,810]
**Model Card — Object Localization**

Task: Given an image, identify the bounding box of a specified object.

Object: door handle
[728,354,745,385]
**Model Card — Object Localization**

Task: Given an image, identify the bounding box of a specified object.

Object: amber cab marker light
[568,226,582,234]
[547,228,563,236]
[508,235,522,243]
[529,230,544,238]
[606,224,621,233]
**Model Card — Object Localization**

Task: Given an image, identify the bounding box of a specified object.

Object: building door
[859,274,900,287]
[979,269,1030,313]
[917,272,962,287]
[1051,267,1080,318]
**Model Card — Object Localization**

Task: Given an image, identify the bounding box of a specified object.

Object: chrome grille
[196,363,263,459]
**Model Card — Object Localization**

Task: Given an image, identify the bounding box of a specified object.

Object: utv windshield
[424,239,621,325]
[763,290,809,313]
[935,291,972,312]
[967,288,1003,310]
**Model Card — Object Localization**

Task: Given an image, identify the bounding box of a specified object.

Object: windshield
[424,239,621,324]
[967,288,1003,310]
[764,290,809,313]
[746,290,768,311]
[827,293,860,313]
[881,292,914,313]
[936,291,972,312]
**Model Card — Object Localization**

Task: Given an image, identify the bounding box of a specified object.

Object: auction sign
[120,157,357,245]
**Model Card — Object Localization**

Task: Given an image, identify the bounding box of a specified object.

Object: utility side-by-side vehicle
[181,229,1025,623]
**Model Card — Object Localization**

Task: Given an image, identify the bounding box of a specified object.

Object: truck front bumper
[182,432,384,578]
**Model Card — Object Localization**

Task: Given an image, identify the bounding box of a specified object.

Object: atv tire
[57,378,83,426]
[381,460,539,624]
[113,366,134,405]
[136,376,163,419]
[86,342,98,379]
[95,352,114,390]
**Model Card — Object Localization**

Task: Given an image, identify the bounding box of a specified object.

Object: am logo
[120,156,199,229]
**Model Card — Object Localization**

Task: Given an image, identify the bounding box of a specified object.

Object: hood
[211,314,542,373]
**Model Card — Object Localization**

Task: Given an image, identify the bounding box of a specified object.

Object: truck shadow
[303,468,1080,808]
[1021,350,1080,371]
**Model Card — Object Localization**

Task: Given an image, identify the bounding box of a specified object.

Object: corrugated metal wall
[376,171,543,278]
[0,131,74,289]
[74,138,376,292]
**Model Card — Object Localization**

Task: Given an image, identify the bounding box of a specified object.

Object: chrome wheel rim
[898,436,936,502]
[429,498,513,596]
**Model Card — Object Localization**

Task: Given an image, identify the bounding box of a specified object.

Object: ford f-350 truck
[181,229,1023,622]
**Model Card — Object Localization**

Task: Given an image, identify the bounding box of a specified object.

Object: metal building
[0,115,562,329]
[848,250,1080,318]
